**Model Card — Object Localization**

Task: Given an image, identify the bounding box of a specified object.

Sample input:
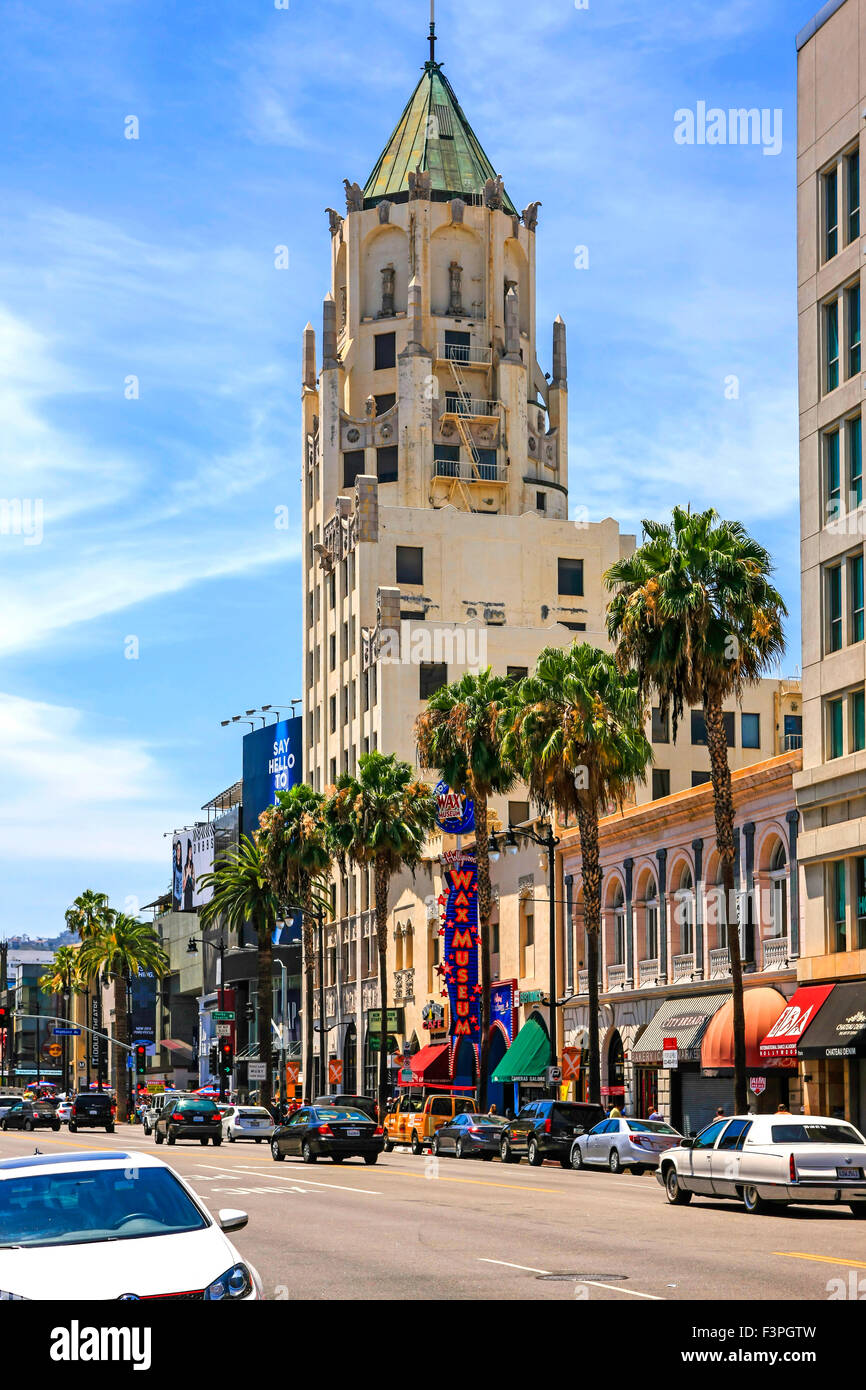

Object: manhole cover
[537,1273,627,1282]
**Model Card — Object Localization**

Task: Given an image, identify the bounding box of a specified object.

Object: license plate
[346,1128,360,1136]
[193,1116,204,1123]
[838,1166,859,1179]
[88,1109,97,1115]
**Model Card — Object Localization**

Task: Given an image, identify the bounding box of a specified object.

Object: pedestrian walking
[609,1104,622,1118]
[715,1106,726,1118]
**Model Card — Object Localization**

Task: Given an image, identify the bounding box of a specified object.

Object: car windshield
[0,1166,209,1247]
[316,1108,370,1122]
[628,1120,679,1135]
[771,1123,864,1145]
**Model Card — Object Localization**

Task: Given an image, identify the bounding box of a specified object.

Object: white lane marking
[198,1163,381,1195]
[477,1258,663,1299]
[479,1258,551,1274]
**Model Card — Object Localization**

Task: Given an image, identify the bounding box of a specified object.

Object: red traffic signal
[0,1006,10,1029]
[218,1040,233,1075]
[134,1045,147,1075]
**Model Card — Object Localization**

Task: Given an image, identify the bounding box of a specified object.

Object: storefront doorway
[343,1022,357,1094]
[634,1067,658,1118]
[487,1026,512,1116]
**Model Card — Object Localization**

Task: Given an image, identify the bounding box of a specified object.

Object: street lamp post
[187,934,227,1099]
[490,820,561,1097]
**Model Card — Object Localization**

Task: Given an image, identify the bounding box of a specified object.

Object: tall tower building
[795,0,866,1122]
[300,33,634,1091]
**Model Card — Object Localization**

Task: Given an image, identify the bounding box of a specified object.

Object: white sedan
[222,1106,275,1143]
[0,1149,263,1300]
[658,1113,866,1217]
[571,1116,683,1173]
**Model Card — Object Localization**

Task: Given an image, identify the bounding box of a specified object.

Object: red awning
[407,1043,451,1085]
[758,984,837,1060]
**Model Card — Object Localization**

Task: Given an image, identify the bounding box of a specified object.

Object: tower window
[557,558,584,596]
[374,393,396,416]
[377,446,398,483]
[536,491,546,512]
[374,333,396,370]
[651,769,670,800]
[343,450,365,488]
[396,546,423,585]
[419,663,448,700]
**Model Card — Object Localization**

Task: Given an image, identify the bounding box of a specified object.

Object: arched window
[611,882,626,965]
[769,841,788,938]
[674,864,695,956]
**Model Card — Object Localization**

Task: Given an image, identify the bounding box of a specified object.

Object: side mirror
[681,1138,694,1149]
[217,1208,248,1233]
[574,1126,585,1136]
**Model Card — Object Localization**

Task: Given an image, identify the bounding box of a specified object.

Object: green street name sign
[212,1011,235,1022]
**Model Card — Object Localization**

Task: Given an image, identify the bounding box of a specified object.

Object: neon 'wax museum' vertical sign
[440,856,481,1039]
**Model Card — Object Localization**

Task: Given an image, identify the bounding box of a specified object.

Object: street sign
[368,1008,404,1032]
[213,1011,235,1022]
[216,1022,232,1037]
[749,1076,767,1095]
[545,1065,563,1086]
[284,1062,300,1084]
[662,1036,679,1069]
[328,1059,343,1085]
[15,1067,62,1077]
[52,1028,81,1036]
[248,1062,266,1080]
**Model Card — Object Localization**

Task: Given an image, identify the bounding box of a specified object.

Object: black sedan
[431,1113,506,1160]
[0,1100,61,1132]
[271,1106,384,1165]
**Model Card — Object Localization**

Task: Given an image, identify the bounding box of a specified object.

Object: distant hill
[1,932,79,951]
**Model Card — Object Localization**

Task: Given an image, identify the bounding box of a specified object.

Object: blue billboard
[242,716,303,946]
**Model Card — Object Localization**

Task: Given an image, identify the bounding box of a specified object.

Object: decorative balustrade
[577,969,589,995]
[762,937,790,969]
[709,947,731,978]
[637,958,660,987]
[394,968,415,1002]
[606,964,629,990]
[672,953,697,982]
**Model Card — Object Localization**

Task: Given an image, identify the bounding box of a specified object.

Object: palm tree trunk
[302,915,315,1104]
[374,858,391,1121]
[257,923,274,1111]
[474,796,491,1113]
[114,972,129,1122]
[577,802,602,1105]
[704,695,747,1114]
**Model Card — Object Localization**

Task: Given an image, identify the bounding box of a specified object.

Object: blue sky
[0,0,816,937]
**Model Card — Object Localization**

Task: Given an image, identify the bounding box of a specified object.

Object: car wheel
[332,1155,344,1164]
[432,1134,441,1156]
[364,1153,378,1165]
[199,1137,208,1145]
[608,1148,621,1174]
[742,1185,767,1215]
[255,1137,263,1144]
[382,1133,393,1153]
[52,1123,61,1132]
[212,1136,221,1146]
[142,1123,150,1136]
[227,1130,235,1142]
[167,1131,176,1145]
[154,1129,164,1144]
[500,1137,517,1164]
[571,1143,584,1170]
[850,1205,866,1218]
[0,1121,5,1132]
[24,1120,34,1132]
[410,1130,422,1156]
[527,1138,543,1167]
[271,1139,285,1162]
[456,1138,466,1160]
[664,1164,692,1205]
[106,1124,115,1134]
[68,1121,76,1133]
[302,1140,317,1164]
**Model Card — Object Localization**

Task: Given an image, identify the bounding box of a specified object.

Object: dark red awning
[758,984,836,1060]
[406,1043,451,1085]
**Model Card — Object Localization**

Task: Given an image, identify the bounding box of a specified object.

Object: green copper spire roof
[363,62,517,214]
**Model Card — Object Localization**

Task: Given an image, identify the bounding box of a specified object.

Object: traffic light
[218,1040,233,1078]
[208,1044,218,1071]
[0,1005,11,1030]
[244,1002,255,1022]
[134,1045,147,1076]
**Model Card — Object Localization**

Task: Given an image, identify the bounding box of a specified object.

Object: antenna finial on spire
[429,0,436,64]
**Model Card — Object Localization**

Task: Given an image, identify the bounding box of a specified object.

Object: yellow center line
[775,1252,866,1269]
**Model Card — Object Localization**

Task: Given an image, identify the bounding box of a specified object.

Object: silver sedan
[222,1105,275,1143]
[571,1116,683,1173]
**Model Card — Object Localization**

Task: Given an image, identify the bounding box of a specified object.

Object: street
[1,1126,862,1301]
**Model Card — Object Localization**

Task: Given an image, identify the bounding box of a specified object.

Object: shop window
[374,332,396,370]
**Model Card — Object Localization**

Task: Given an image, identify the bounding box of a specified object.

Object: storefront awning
[702,986,790,1073]
[758,983,836,1061]
[406,1042,451,1085]
[795,982,866,1060]
[631,994,729,1066]
[160,1038,193,1056]
[491,1016,550,1083]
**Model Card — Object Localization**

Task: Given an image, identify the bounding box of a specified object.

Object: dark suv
[0,1100,61,1133]
[69,1092,116,1134]
[154,1096,222,1146]
[500,1100,605,1168]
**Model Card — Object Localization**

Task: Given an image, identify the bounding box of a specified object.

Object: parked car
[55,1099,74,1125]
[0,1150,262,1299]
[222,1105,275,1143]
[0,1100,61,1133]
[432,1112,507,1160]
[271,1105,384,1165]
[500,1100,605,1167]
[571,1116,683,1173]
[383,1094,476,1154]
[315,1093,378,1121]
[0,1095,24,1121]
[658,1113,866,1217]
[154,1096,222,1147]
[68,1092,116,1134]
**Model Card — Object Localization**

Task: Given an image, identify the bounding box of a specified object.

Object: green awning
[491,1017,550,1083]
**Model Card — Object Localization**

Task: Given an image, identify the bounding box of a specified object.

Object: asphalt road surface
[1,1125,863,1301]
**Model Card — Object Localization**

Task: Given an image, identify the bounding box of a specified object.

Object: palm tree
[39,945,84,1094]
[504,644,652,1104]
[257,784,332,1103]
[78,915,167,1122]
[198,836,282,1110]
[65,891,114,1089]
[324,752,438,1119]
[415,668,516,1111]
[605,506,786,1113]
